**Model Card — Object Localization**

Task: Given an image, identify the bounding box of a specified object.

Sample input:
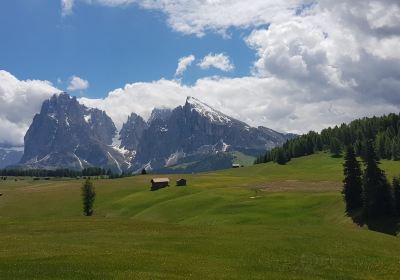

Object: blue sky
[0,0,399,146]
[0,1,254,98]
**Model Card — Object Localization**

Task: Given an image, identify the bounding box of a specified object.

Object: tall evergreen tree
[275,148,287,165]
[329,138,342,156]
[362,140,394,219]
[342,146,363,214]
[82,179,96,216]
[354,139,363,157]
[375,132,386,159]
[391,137,400,161]
[393,177,400,216]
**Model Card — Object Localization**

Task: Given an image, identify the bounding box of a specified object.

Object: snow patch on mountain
[165,151,185,167]
[186,96,232,124]
[107,151,122,174]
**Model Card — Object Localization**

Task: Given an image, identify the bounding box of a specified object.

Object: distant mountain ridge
[13,93,295,173]
[129,96,295,172]
[0,145,24,169]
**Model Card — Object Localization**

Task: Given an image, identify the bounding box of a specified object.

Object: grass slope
[1,152,400,279]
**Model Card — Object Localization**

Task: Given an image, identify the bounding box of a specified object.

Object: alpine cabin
[151,178,170,191]
[176,178,187,186]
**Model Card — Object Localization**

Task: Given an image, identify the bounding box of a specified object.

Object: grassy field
[1,152,400,279]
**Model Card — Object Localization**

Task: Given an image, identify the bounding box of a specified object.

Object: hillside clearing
[1,153,400,279]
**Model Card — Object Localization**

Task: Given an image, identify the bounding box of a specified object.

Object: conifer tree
[362,140,394,219]
[329,138,342,156]
[375,132,386,159]
[82,179,96,216]
[392,137,400,161]
[342,146,363,214]
[275,148,287,165]
[354,139,363,157]
[393,177,400,216]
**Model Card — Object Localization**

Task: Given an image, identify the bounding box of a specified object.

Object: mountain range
[4,93,296,173]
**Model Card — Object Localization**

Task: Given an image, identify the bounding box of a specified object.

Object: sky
[0,0,400,146]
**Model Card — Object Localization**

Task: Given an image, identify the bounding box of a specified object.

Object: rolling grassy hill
[1,152,400,279]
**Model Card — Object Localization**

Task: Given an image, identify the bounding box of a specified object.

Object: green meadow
[1,153,400,279]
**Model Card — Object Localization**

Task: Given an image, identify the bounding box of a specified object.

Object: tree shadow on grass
[349,210,399,236]
[365,218,399,236]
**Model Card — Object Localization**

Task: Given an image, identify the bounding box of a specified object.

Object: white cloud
[175,55,195,76]
[67,75,89,91]
[0,71,60,146]
[245,0,400,106]
[79,76,400,136]
[129,0,307,37]
[198,53,235,72]
[61,0,75,16]
[61,1,305,36]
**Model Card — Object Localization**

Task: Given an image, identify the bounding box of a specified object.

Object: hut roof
[151,178,170,183]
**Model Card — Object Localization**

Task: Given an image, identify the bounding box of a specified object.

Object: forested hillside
[256,113,400,165]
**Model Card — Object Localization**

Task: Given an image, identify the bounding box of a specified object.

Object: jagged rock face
[17,94,295,173]
[19,93,125,172]
[148,108,172,124]
[87,109,116,145]
[119,113,148,151]
[133,97,295,170]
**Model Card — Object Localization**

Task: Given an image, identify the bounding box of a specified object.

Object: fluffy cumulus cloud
[245,0,400,106]
[79,75,399,136]
[198,53,235,72]
[0,71,60,146]
[61,0,306,36]
[175,55,195,77]
[67,75,89,91]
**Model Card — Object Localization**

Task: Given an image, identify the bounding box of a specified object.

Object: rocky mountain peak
[119,113,148,151]
[19,93,125,172]
[148,108,172,124]
[185,96,233,124]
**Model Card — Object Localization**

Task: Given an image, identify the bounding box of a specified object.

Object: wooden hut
[151,178,170,191]
[176,178,187,186]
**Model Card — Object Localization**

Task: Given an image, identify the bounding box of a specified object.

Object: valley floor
[1,153,400,279]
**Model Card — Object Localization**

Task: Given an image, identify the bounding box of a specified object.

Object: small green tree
[82,179,96,216]
[342,146,363,214]
[141,168,147,175]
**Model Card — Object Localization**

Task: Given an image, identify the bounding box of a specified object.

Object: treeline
[255,113,400,165]
[0,167,121,178]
